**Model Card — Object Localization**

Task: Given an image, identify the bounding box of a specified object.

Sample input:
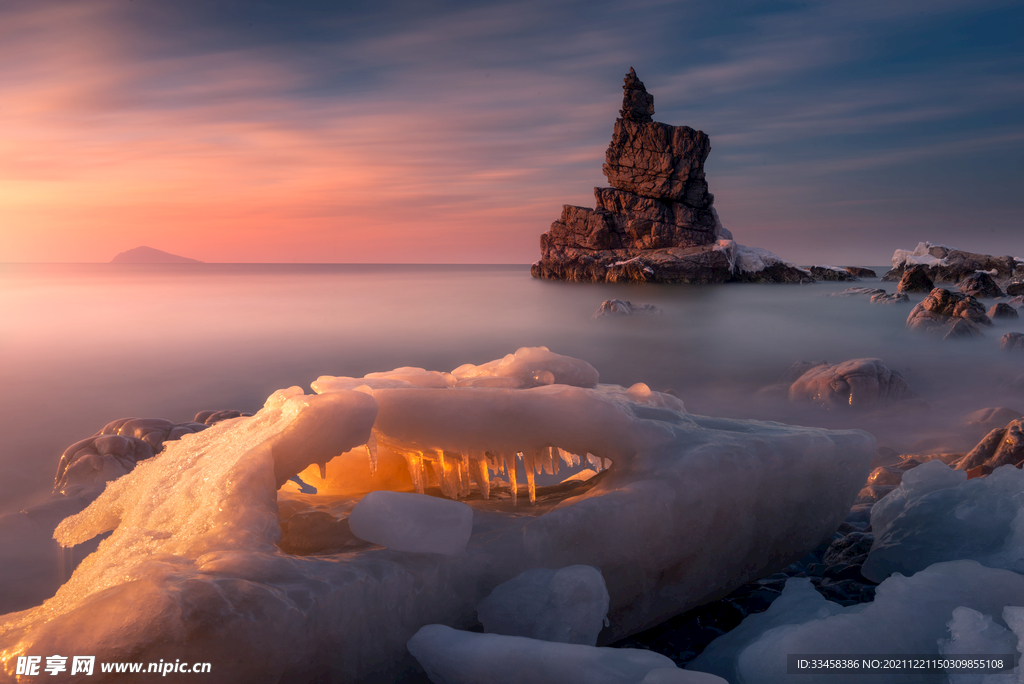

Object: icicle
[506,453,518,506]
[571,452,580,467]
[317,462,328,480]
[401,451,425,494]
[587,453,601,472]
[548,446,560,475]
[364,432,378,474]
[542,447,554,475]
[557,447,575,468]
[603,458,612,470]
[522,451,537,504]
[468,453,490,500]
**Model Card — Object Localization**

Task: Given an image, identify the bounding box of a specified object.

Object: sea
[1,262,1022,516]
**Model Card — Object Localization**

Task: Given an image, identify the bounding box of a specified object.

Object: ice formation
[0,348,874,683]
[348,491,473,555]
[893,242,952,270]
[864,463,1024,582]
[690,561,1024,684]
[476,566,610,645]
[407,624,727,684]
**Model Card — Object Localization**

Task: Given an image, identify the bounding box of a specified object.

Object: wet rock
[1002,332,1024,352]
[856,485,897,504]
[866,466,904,487]
[906,288,992,336]
[533,69,808,284]
[1007,295,1024,308]
[896,265,934,293]
[828,287,885,297]
[592,299,663,319]
[1007,282,1024,296]
[870,292,909,304]
[788,358,913,409]
[989,302,1020,319]
[845,267,877,278]
[958,272,1005,298]
[810,266,856,281]
[956,418,1024,471]
[823,532,874,567]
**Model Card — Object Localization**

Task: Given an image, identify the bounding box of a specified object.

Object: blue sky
[0,0,1021,264]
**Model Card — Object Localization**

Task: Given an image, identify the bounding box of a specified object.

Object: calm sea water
[2,263,1022,514]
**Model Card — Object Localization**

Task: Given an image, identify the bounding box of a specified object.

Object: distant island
[109,246,203,264]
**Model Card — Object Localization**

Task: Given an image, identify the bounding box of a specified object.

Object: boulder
[958,272,1004,298]
[896,264,934,293]
[1002,332,1024,353]
[870,292,909,305]
[1007,282,1024,296]
[788,358,913,409]
[905,288,992,336]
[988,302,1019,319]
[532,69,809,284]
[592,299,663,319]
[1008,295,1024,308]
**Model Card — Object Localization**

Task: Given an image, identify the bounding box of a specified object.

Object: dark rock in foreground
[532,69,809,285]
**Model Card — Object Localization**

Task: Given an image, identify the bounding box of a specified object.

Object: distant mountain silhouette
[110,246,203,264]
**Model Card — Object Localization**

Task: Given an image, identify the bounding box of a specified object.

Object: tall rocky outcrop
[531,68,810,284]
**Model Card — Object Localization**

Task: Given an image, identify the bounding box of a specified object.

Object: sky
[0,0,1021,265]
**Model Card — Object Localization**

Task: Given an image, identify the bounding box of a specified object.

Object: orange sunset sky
[1,0,1021,264]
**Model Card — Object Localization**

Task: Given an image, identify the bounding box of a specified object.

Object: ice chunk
[688,578,844,682]
[864,465,1024,582]
[0,351,874,683]
[450,346,600,388]
[718,561,1024,684]
[869,458,967,535]
[349,491,473,555]
[476,566,609,645]
[939,607,1018,684]
[407,624,726,684]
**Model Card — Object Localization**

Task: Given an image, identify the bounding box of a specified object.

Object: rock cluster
[956,419,1024,472]
[532,69,810,284]
[883,242,1023,284]
[958,271,1004,298]
[906,288,992,339]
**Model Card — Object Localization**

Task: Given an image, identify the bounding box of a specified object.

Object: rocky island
[110,245,203,264]
[531,69,813,284]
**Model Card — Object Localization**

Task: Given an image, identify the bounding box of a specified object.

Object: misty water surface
[1,263,1022,514]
